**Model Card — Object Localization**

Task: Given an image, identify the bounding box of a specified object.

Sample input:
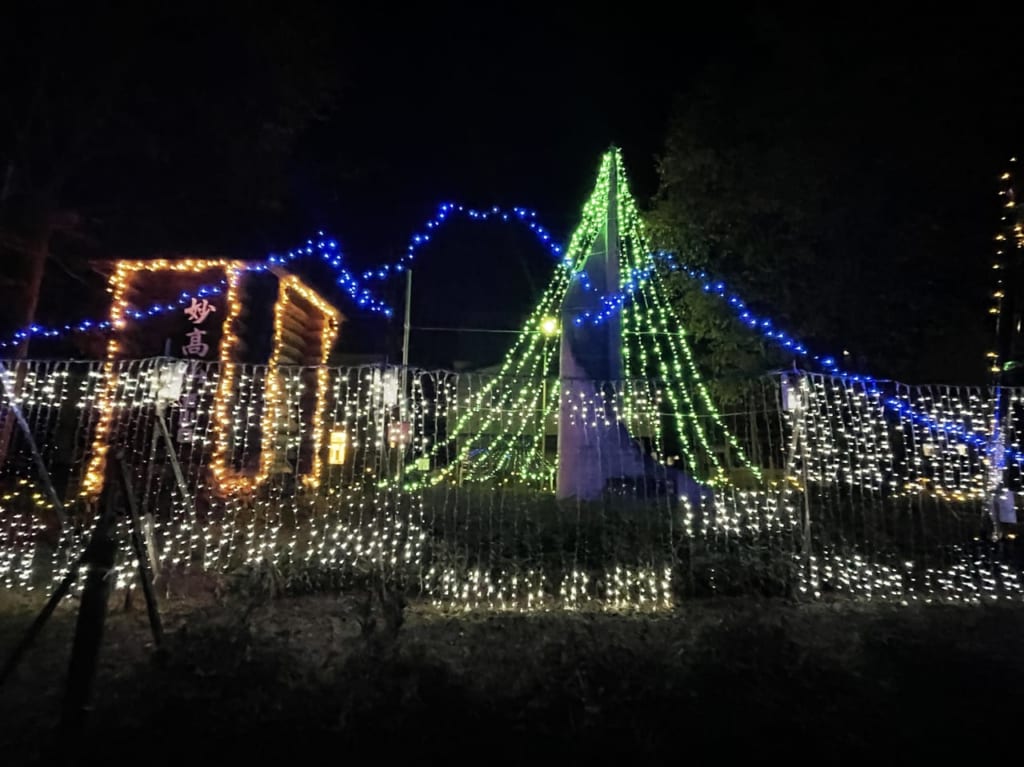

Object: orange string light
[83,259,340,497]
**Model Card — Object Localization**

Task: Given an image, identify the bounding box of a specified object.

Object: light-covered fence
[0,358,1019,609]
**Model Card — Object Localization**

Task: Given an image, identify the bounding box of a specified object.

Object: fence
[0,358,1019,609]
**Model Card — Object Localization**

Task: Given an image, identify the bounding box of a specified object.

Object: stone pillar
[557,156,637,499]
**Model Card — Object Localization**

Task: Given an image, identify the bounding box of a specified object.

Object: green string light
[431,149,761,488]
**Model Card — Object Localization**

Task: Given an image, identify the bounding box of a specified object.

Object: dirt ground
[1,581,1022,765]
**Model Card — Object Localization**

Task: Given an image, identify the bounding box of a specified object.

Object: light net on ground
[0,357,1019,610]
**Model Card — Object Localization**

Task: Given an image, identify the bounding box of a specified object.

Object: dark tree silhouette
[0,2,339,355]
[648,12,1022,387]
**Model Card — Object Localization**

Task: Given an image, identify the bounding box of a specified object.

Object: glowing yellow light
[328,429,347,465]
[83,260,340,497]
[540,316,559,337]
[255,274,341,491]
[84,259,243,496]
[208,265,250,493]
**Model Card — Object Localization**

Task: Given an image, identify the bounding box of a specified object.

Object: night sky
[290,8,1024,372]
[291,7,701,367]
[4,6,1024,376]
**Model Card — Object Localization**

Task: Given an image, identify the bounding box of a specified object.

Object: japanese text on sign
[182,298,216,358]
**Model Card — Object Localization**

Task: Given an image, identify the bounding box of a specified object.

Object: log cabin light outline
[82,260,342,496]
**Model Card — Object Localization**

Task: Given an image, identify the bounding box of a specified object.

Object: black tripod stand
[0,450,163,732]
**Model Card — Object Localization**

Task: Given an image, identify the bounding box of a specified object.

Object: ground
[0,579,1021,765]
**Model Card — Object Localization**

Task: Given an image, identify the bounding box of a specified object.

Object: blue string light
[3,205,1017,468]
[267,233,393,317]
[4,200,566,348]
[665,257,820,363]
[571,265,654,327]
[672,258,1024,462]
[368,203,563,282]
[566,249,822,364]
[261,205,565,315]
[878,391,1024,465]
[561,243,1018,469]
[0,282,226,350]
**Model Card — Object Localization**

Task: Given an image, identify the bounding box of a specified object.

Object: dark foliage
[648,12,1022,386]
[3,593,1022,764]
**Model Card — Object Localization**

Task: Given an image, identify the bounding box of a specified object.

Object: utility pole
[398,269,412,482]
[986,159,1022,536]
[402,269,412,381]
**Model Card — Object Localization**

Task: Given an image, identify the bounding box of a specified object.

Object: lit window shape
[82,259,244,497]
[83,261,342,498]
[328,429,348,465]
[251,273,340,491]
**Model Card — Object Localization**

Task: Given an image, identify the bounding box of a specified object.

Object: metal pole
[783,374,813,576]
[402,269,412,386]
[986,388,1009,539]
[397,269,412,482]
[154,406,197,522]
[793,388,814,573]
[118,456,163,646]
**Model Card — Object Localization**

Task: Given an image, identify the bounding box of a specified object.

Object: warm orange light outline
[257,274,341,490]
[84,261,340,497]
[82,259,242,496]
